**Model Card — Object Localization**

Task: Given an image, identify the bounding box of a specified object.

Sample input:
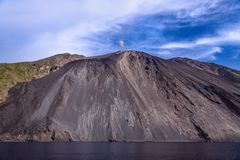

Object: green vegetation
[0,59,55,102]
[219,68,240,82]
[208,62,240,82]
[0,53,83,103]
[225,69,240,78]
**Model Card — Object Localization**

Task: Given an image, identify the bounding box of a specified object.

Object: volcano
[0,51,240,142]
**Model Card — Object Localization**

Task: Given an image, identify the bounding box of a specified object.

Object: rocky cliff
[0,51,239,142]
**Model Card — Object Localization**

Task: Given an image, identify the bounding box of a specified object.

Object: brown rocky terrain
[0,51,239,142]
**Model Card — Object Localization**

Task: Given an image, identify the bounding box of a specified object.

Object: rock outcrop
[0,51,239,142]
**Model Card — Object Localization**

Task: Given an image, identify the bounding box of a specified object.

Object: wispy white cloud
[160,43,193,49]
[196,28,240,45]
[192,47,222,60]
[0,0,227,61]
[233,53,240,59]
[159,25,240,60]
[232,49,240,59]
[161,26,240,49]
[157,47,222,60]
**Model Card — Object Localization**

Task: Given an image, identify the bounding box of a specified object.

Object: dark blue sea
[0,142,240,160]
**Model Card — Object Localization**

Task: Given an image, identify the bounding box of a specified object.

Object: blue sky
[0,0,240,70]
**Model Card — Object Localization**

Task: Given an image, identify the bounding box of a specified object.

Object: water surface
[0,142,240,160]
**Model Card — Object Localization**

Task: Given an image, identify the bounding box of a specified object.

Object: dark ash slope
[0,51,240,142]
[0,53,85,103]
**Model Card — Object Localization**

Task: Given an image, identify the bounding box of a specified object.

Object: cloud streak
[159,25,240,60]
[161,26,240,49]
[0,0,240,70]
[0,0,229,60]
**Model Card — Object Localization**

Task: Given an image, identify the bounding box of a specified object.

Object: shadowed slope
[0,51,240,142]
[0,53,85,103]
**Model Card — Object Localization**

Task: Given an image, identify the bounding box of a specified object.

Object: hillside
[0,53,85,103]
[0,51,239,142]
